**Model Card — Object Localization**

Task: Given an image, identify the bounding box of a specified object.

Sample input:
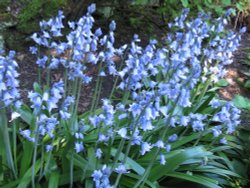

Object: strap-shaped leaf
[165,172,220,188]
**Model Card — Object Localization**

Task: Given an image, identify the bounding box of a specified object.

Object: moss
[17,0,67,34]
[0,0,10,10]
[3,30,29,51]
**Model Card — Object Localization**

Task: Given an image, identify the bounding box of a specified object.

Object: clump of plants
[0,4,248,188]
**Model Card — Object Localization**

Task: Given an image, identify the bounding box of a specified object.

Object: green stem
[39,143,44,180]
[32,123,39,188]
[94,77,103,111]
[193,131,203,146]
[12,119,17,174]
[111,138,125,170]
[73,81,82,115]
[109,53,126,100]
[70,152,74,188]
[69,79,79,132]
[90,62,103,113]
[63,69,68,99]
[133,95,180,188]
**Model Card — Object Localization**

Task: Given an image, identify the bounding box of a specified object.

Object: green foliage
[0,0,10,11]
[233,95,250,110]
[17,0,67,34]
[236,48,250,96]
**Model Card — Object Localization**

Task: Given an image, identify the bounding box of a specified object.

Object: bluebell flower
[60,96,74,119]
[87,3,96,14]
[192,120,205,132]
[89,115,101,128]
[19,129,35,142]
[36,114,59,138]
[96,148,103,159]
[129,103,142,117]
[118,113,127,120]
[31,33,42,45]
[98,134,109,142]
[178,87,191,107]
[170,117,177,127]
[240,27,247,33]
[109,20,116,31]
[28,91,42,113]
[212,102,240,134]
[166,144,171,152]
[131,129,142,146]
[117,128,127,138]
[0,51,21,108]
[140,116,154,131]
[160,154,166,165]
[140,142,152,155]
[92,165,113,188]
[75,142,84,153]
[115,164,129,174]
[154,140,165,148]
[46,145,53,152]
[212,127,222,137]
[190,113,207,132]
[92,170,102,182]
[210,99,221,108]
[220,137,227,145]
[29,46,38,54]
[95,28,102,37]
[179,116,190,126]
[48,58,60,69]
[36,56,48,68]
[75,132,84,140]
[168,134,178,142]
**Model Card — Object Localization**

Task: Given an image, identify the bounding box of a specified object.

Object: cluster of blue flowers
[0,51,21,108]
[0,4,244,187]
[211,99,241,135]
[87,8,243,186]
[30,3,119,86]
[20,80,65,144]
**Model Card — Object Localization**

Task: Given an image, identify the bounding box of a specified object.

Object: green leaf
[17,159,41,188]
[0,180,19,188]
[216,79,229,87]
[122,172,158,188]
[17,104,33,125]
[33,82,42,94]
[244,80,250,88]
[181,0,189,7]
[236,3,244,11]
[0,109,16,179]
[232,95,250,110]
[221,0,231,6]
[87,147,97,170]
[85,179,94,188]
[171,132,200,149]
[149,146,211,181]
[194,167,242,179]
[194,93,215,113]
[165,172,220,188]
[68,153,92,171]
[243,72,250,77]
[58,170,85,186]
[111,148,145,175]
[20,141,34,177]
[48,172,59,188]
